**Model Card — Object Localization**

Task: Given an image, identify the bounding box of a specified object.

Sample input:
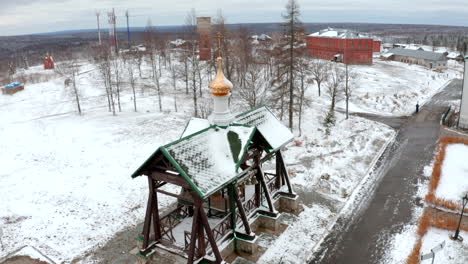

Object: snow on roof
[381,53,394,58]
[387,48,447,61]
[180,118,210,138]
[308,27,374,40]
[235,105,294,151]
[447,52,463,59]
[165,124,255,197]
[132,105,293,198]
[170,39,186,47]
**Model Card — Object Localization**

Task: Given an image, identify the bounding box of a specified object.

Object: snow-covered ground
[259,100,395,263]
[1,54,455,263]
[321,59,463,116]
[420,228,468,264]
[436,143,468,202]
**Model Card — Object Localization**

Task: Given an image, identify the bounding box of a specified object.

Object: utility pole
[126,10,131,50]
[96,11,102,45]
[107,8,118,55]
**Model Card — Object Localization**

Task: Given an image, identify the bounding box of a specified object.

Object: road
[311,79,463,264]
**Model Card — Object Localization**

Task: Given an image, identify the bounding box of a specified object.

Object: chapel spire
[208,32,234,126]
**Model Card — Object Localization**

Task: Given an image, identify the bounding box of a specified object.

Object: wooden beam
[234,186,252,234]
[152,190,162,240]
[151,171,191,188]
[156,189,190,202]
[275,153,282,188]
[257,166,275,213]
[197,214,206,258]
[187,201,200,263]
[199,199,223,263]
[141,177,155,249]
[278,151,294,194]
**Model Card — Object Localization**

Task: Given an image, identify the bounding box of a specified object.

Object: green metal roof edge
[234,104,268,118]
[159,147,205,198]
[131,148,163,178]
[164,124,216,149]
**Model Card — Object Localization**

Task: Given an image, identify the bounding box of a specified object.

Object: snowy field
[321,59,463,116]
[436,143,468,202]
[0,55,455,262]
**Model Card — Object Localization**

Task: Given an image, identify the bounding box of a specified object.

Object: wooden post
[187,201,200,263]
[152,189,162,240]
[275,153,282,188]
[197,208,206,258]
[141,177,155,249]
[234,186,252,234]
[254,182,261,207]
[199,201,223,263]
[228,185,236,231]
[278,150,294,194]
[257,166,275,213]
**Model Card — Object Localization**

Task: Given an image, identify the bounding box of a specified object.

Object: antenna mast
[96,11,101,45]
[126,10,131,50]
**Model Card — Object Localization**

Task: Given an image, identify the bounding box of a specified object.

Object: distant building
[44,55,54,70]
[306,28,380,65]
[382,48,447,70]
[197,17,211,61]
[447,52,464,62]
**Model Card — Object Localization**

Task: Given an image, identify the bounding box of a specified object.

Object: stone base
[252,212,280,232]
[236,235,258,255]
[276,193,301,215]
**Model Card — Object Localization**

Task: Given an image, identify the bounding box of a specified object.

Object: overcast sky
[0,0,467,36]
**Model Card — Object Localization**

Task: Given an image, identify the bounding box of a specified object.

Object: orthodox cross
[215,32,224,57]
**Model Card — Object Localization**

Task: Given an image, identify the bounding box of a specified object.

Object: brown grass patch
[425,136,468,213]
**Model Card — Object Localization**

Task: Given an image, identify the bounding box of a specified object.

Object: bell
[251,176,259,185]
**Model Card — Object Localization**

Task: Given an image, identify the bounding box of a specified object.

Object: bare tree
[169,58,179,112]
[145,19,163,112]
[56,53,82,115]
[123,53,137,112]
[112,57,123,112]
[311,59,328,97]
[93,46,116,115]
[185,9,200,117]
[238,63,267,109]
[297,55,312,136]
[323,64,345,135]
[344,64,355,120]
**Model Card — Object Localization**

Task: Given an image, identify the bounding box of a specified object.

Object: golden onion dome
[209,56,233,97]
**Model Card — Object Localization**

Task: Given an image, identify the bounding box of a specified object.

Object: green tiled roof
[235,105,294,152]
[132,106,294,198]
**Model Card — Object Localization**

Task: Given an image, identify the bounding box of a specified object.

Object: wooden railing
[183,213,231,253]
[265,172,280,195]
[160,205,189,243]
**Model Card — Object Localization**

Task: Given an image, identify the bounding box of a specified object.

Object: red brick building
[197,17,211,61]
[307,28,380,65]
[44,55,54,70]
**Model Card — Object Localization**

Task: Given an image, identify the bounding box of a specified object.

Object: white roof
[381,53,394,58]
[309,27,376,40]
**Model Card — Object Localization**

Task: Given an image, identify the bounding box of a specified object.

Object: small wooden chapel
[131,40,298,263]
